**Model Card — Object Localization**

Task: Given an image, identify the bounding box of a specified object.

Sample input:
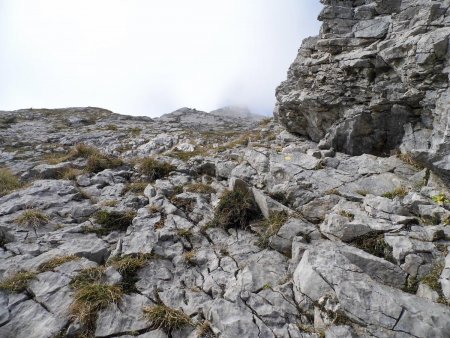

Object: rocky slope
[275,0,450,183]
[0,106,450,338]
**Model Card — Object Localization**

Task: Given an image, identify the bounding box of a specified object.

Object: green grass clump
[38,255,80,273]
[422,263,444,292]
[105,124,118,131]
[382,186,408,199]
[0,271,37,293]
[93,210,136,233]
[185,183,216,194]
[70,283,123,325]
[139,158,176,181]
[351,233,395,263]
[143,304,192,333]
[70,267,106,289]
[69,143,99,159]
[257,211,289,248]
[86,152,123,173]
[108,254,150,293]
[210,189,262,230]
[130,127,142,136]
[432,193,450,206]
[177,228,193,239]
[196,321,216,338]
[15,209,49,230]
[339,210,355,221]
[0,168,21,196]
[0,115,17,129]
[123,182,148,195]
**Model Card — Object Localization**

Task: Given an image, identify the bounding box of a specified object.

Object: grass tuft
[432,193,450,206]
[0,271,37,293]
[339,210,355,221]
[382,186,408,199]
[196,320,216,337]
[70,283,123,325]
[123,182,148,195]
[0,168,21,196]
[139,158,176,181]
[185,183,216,194]
[210,189,262,230]
[15,209,49,229]
[85,152,123,173]
[351,233,395,263]
[257,211,289,248]
[93,210,136,233]
[70,267,106,289]
[38,255,79,273]
[143,304,192,333]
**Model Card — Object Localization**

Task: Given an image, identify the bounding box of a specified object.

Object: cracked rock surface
[0,105,449,338]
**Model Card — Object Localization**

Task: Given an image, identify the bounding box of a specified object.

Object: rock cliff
[275,0,450,183]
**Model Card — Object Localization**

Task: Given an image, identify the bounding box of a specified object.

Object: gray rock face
[276,0,450,182]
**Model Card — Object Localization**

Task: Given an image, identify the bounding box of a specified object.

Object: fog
[0,0,322,117]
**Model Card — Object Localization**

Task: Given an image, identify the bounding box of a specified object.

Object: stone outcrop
[275,0,450,182]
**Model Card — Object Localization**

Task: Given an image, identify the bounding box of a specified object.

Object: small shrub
[16,209,49,230]
[61,168,84,180]
[38,255,79,273]
[339,210,355,221]
[143,304,192,333]
[86,153,123,173]
[432,193,450,206]
[210,189,262,230]
[70,267,106,289]
[0,168,21,196]
[0,271,37,293]
[351,233,395,263]
[139,158,175,181]
[185,183,215,194]
[70,283,123,325]
[94,210,136,232]
[382,186,408,199]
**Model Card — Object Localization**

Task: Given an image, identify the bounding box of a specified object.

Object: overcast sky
[0,1,322,117]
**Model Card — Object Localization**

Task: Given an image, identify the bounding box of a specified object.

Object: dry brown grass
[143,304,192,333]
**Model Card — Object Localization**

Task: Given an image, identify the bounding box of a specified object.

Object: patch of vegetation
[143,304,192,333]
[257,211,289,248]
[432,193,450,206]
[183,250,197,265]
[185,183,216,194]
[155,213,167,229]
[105,124,118,131]
[86,152,123,173]
[355,189,369,196]
[402,276,419,294]
[196,320,216,338]
[123,182,148,195]
[269,192,292,207]
[177,228,193,239]
[93,210,136,233]
[339,210,355,221]
[259,118,272,127]
[171,196,195,213]
[70,267,106,289]
[397,152,425,170]
[0,168,21,196]
[139,158,176,181]
[15,209,49,232]
[130,127,142,136]
[101,200,118,207]
[167,149,208,161]
[351,233,395,263]
[382,186,408,199]
[70,283,123,326]
[209,188,262,230]
[69,143,99,159]
[0,271,37,293]
[60,167,83,180]
[108,254,150,293]
[38,255,79,273]
[421,262,449,305]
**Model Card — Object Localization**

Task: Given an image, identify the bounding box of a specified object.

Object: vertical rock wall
[276,0,450,181]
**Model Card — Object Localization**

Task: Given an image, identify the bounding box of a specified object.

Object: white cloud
[0,0,322,116]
